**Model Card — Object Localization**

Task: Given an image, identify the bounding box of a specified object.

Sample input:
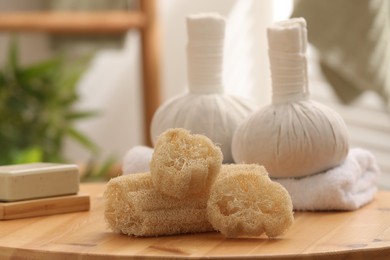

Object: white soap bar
[0,163,79,202]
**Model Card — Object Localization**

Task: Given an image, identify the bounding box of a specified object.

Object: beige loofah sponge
[104,173,214,237]
[150,128,223,199]
[207,164,294,238]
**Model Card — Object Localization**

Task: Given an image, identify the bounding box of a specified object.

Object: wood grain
[0,183,389,259]
[140,0,161,146]
[0,11,146,34]
[0,193,90,220]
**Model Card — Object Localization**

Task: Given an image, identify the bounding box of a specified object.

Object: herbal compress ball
[150,13,256,163]
[232,18,349,178]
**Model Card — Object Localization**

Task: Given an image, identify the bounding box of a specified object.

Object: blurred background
[0,0,389,186]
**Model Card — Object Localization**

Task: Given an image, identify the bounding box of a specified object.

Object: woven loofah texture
[150,128,223,199]
[207,164,294,238]
[104,173,213,236]
[105,128,294,237]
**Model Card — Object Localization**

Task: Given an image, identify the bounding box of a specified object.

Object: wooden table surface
[1,183,390,259]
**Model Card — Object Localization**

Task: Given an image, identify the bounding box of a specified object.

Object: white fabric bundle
[274,148,380,211]
[150,13,256,163]
[232,18,350,178]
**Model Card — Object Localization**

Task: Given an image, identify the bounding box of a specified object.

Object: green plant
[0,39,98,165]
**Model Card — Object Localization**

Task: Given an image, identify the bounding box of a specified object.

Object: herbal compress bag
[232,18,350,178]
[150,13,256,163]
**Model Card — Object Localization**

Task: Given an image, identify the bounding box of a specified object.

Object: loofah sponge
[207,164,294,238]
[104,173,214,237]
[150,128,223,199]
[105,128,294,238]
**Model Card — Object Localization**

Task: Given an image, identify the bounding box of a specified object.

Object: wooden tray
[0,183,389,259]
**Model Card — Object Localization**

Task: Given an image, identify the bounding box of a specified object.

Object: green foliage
[0,39,98,165]
[82,155,118,182]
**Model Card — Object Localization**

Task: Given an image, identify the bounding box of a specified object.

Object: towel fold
[122,146,380,211]
[274,148,380,211]
[122,146,154,175]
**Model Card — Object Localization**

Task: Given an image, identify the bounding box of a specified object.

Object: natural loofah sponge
[150,128,223,199]
[207,164,294,238]
[104,173,214,237]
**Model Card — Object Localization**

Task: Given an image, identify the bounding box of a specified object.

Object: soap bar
[0,163,79,202]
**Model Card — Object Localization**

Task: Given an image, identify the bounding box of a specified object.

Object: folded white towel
[122,146,380,211]
[122,146,154,175]
[274,148,380,211]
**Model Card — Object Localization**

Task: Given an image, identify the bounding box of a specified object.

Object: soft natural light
[272,0,294,21]
[223,0,294,105]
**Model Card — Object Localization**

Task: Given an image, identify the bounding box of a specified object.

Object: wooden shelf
[0,11,146,34]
